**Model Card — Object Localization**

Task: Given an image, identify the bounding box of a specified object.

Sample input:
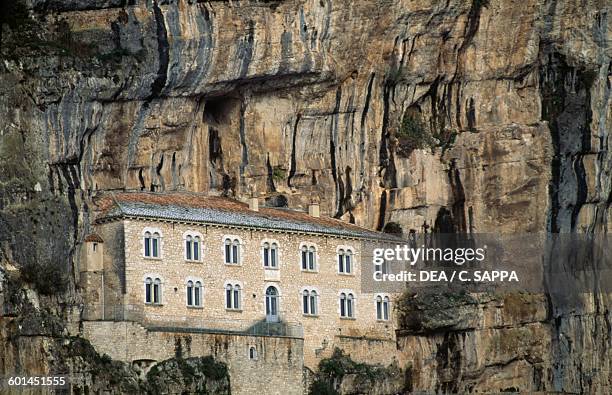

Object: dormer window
[224,237,241,264]
[184,232,202,262]
[143,229,162,258]
[262,241,279,268]
[300,244,317,272]
[337,248,354,274]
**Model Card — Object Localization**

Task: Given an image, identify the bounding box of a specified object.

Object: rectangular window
[308,252,315,271]
[376,301,382,320]
[193,242,199,261]
[301,250,307,270]
[345,255,351,273]
[144,238,150,257]
[338,255,344,273]
[264,249,269,267]
[194,287,200,306]
[310,295,317,315]
[303,295,309,314]
[383,301,389,320]
[187,287,193,306]
[226,289,232,309]
[340,299,346,317]
[347,300,353,317]
[145,283,151,303]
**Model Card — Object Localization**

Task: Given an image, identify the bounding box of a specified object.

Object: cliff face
[0,0,610,393]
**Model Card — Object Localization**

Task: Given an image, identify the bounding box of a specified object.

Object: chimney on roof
[308,197,320,218]
[249,197,259,212]
[247,185,259,212]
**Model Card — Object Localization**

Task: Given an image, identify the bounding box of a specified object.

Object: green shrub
[310,348,399,394]
[397,111,434,153]
[309,380,339,395]
[272,167,286,182]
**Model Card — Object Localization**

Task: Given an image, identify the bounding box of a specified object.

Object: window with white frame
[145,276,162,305]
[376,295,390,321]
[302,289,318,316]
[300,244,317,271]
[185,232,202,261]
[337,248,354,274]
[262,241,279,268]
[224,237,241,264]
[225,283,242,310]
[265,286,280,321]
[143,230,161,258]
[186,279,203,307]
[339,292,355,318]
[374,259,389,275]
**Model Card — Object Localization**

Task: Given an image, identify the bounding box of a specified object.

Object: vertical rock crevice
[149,0,169,100]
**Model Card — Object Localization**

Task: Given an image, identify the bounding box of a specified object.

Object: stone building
[80,192,402,392]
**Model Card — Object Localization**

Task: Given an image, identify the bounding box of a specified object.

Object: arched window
[185,234,202,261]
[193,236,201,261]
[195,281,202,306]
[263,242,279,268]
[310,290,318,315]
[339,292,355,318]
[186,280,203,307]
[145,277,152,303]
[338,248,353,274]
[224,238,240,264]
[301,244,317,271]
[187,280,194,306]
[249,346,258,360]
[145,277,162,305]
[302,289,318,316]
[225,283,241,310]
[153,278,162,304]
[265,286,279,322]
[375,259,389,275]
[144,231,161,258]
[186,236,193,260]
[376,295,390,321]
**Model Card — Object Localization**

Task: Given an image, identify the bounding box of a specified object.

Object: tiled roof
[84,233,104,243]
[95,192,402,242]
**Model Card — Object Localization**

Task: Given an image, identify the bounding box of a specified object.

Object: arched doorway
[265,286,279,322]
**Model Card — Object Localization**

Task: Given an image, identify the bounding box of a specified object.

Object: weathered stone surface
[0,0,611,393]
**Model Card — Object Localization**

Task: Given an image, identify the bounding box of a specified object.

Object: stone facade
[85,215,399,370]
[82,321,304,395]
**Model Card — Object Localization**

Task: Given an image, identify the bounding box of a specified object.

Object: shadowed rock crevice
[540,52,595,233]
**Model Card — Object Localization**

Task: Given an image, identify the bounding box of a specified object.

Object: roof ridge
[97,192,403,242]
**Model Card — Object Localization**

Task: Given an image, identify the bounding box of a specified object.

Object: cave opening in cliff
[203,96,241,126]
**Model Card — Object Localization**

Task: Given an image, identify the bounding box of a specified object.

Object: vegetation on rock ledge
[309,348,403,395]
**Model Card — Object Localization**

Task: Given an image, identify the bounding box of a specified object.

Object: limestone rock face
[0,0,611,393]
